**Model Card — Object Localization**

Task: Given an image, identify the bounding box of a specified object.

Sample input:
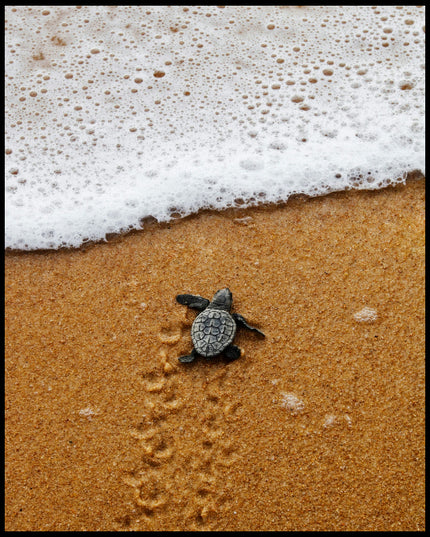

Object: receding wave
[5,5,425,250]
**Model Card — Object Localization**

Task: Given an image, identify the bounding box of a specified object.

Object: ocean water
[5,5,425,250]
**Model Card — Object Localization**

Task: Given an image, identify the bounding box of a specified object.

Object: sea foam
[5,5,425,250]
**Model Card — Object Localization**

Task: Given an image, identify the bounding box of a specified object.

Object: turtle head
[210,288,233,311]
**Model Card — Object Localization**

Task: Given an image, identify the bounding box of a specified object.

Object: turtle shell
[191,308,237,357]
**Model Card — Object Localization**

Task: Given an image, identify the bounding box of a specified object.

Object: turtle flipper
[176,294,210,311]
[224,344,241,362]
[178,348,198,363]
[233,313,265,337]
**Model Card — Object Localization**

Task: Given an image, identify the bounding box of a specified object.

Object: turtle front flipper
[178,348,198,363]
[233,313,265,337]
[176,294,210,311]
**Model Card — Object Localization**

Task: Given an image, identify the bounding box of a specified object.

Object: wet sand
[5,178,425,531]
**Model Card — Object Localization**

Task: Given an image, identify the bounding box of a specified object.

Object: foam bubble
[5,5,425,250]
[353,307,378,323]
[280,392,305,413]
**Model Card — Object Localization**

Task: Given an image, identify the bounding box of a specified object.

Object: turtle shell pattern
[191,308,237,357]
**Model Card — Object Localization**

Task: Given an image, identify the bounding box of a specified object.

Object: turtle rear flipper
[178,348,198,363]
[176,294,210,311]
[233,313,265,337]
[224,344,241,362]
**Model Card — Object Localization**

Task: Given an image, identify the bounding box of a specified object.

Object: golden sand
[5,179,425,531]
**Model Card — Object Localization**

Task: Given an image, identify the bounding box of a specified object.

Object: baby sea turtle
[176,288,265,363]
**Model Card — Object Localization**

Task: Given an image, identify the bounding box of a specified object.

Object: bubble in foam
[5,5,425,250]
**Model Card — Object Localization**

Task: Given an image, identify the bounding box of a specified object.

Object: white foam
[353,307,378,323]
[5,5,425,250]
[280,392,305,413]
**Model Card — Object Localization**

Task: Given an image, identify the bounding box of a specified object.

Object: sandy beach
[5,178,425,531]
